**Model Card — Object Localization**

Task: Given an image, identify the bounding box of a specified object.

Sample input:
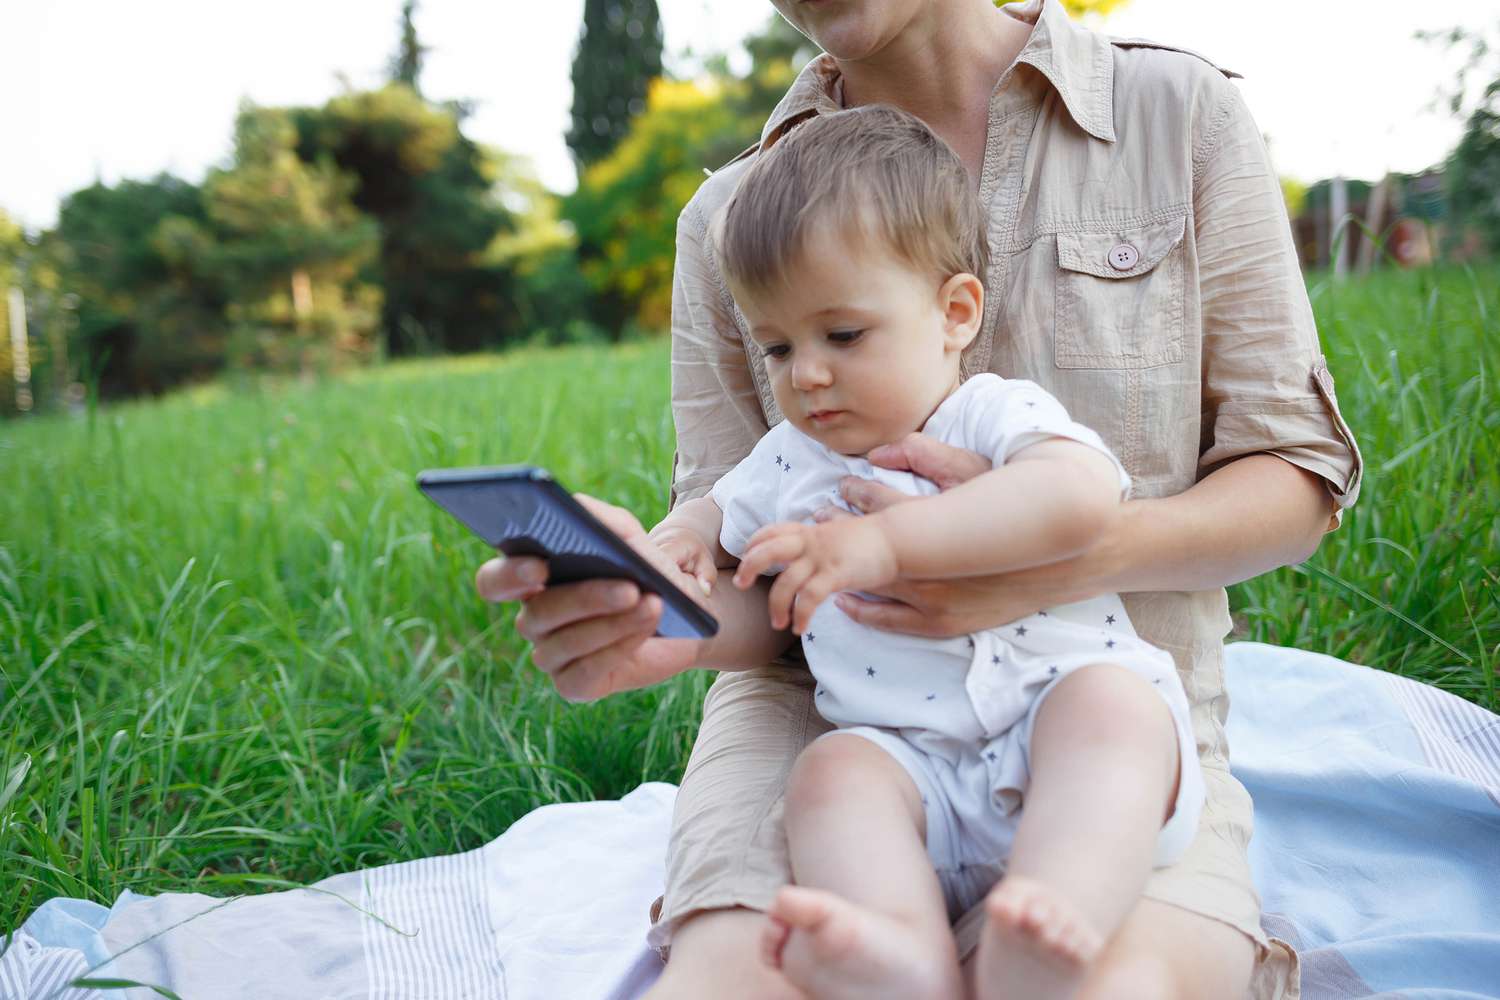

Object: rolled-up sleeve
[669,198,768,509]
[1193,85,1363,525]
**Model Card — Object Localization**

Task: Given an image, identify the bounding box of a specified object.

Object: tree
[295,85,519,355]
[390,0,426,94]
[566,0,664,171]
[48,173,226,396]
[158,104,382,374]
[1423,22,1500,254]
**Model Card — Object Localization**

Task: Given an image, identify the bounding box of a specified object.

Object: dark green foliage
[566,0,664,171]
[1447,105,1500,254]
[164,105,383,374]
[293,86,519,356]
[48,174,228,397]
[1422,21,1500,255]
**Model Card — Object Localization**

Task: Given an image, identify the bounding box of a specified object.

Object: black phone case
[417,465,719,640]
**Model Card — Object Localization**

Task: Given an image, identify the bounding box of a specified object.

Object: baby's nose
[791,358,832,389]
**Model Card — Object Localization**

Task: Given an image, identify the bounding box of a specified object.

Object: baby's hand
[733,517,898,634]
[651,526,717,599]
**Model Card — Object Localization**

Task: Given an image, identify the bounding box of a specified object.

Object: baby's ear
[939,272,984,352]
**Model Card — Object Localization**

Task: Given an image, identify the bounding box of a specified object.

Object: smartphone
[417,465,719,640]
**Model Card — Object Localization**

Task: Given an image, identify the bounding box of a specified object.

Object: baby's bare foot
[761,885,959,1000]
[974,876,1103,1000]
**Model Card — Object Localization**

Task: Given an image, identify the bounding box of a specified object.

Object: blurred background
[0,0,1496,414]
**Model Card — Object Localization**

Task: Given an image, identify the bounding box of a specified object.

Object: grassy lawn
[2,264,1496,929]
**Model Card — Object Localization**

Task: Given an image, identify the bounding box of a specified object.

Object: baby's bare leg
[767,733,962,1000]
[974,664,1182,1000]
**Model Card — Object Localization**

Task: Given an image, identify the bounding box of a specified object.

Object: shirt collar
[754,0,1116,153]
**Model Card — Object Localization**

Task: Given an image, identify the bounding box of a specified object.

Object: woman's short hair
[718,104,989,293]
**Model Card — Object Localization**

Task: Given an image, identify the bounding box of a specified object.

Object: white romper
[710,374,1205,918]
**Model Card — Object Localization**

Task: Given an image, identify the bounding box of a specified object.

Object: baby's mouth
[807,409,846,425]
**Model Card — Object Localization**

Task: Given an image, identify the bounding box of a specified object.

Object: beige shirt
[667,0,1361,789]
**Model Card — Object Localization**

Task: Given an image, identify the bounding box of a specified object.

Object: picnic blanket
[5,642,1498,1000]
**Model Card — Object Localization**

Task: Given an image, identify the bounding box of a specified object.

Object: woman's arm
[875,439,1122,580]
[823,441,1330,636]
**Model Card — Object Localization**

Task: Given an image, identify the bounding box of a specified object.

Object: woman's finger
[834,592,945,637]
[867,433,992,490]
[527,595,662,675]
[550,612,660,702]
[811,503,853,524]
[474,556,549,602]
[838,477,913,515]
[513,577,641,641]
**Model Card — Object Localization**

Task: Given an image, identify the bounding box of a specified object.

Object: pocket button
[1108,243,1139,270]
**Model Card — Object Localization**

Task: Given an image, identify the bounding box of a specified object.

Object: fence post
[8,286,31,413]
[1331,175,1349,280]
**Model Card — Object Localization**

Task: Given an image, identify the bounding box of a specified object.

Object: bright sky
[0,0,1486,231]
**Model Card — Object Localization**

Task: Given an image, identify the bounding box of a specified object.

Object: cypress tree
[390,0,426,94]
[566,0,663,172]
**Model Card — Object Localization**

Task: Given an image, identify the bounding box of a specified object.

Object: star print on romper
[925,693,936,701]
[804,633,814,643]
[1014,626,1028,637]
[1106,639,1116,649]
[1048,665,1059,677]
[1105,614,1116,625]
[991,654,1001,665]
[866,666,876,677]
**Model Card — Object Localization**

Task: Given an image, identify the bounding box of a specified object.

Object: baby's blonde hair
[719,104,989,293]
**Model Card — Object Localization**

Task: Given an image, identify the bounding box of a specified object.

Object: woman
[476,1,1363,996]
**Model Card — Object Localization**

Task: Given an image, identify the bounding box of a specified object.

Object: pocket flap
[1056,215,1187,279]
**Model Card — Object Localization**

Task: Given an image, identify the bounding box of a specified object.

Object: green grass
[2,264,1497,930]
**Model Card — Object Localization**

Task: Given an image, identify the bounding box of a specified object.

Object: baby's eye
[762,344,790,360]
[828,329,864,345]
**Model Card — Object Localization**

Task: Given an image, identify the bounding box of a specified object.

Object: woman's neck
[837,1,1033,178]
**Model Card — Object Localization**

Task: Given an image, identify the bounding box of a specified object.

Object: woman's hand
[824,433,1118,637]
[474,495,706,702]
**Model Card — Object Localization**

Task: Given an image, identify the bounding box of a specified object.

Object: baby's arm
[873,436,1123,580]
[649,494,736,596]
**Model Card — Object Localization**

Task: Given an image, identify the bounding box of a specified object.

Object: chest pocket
[1053,214,1187,369]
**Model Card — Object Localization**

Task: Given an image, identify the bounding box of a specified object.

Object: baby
[653,106,1204,1000]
